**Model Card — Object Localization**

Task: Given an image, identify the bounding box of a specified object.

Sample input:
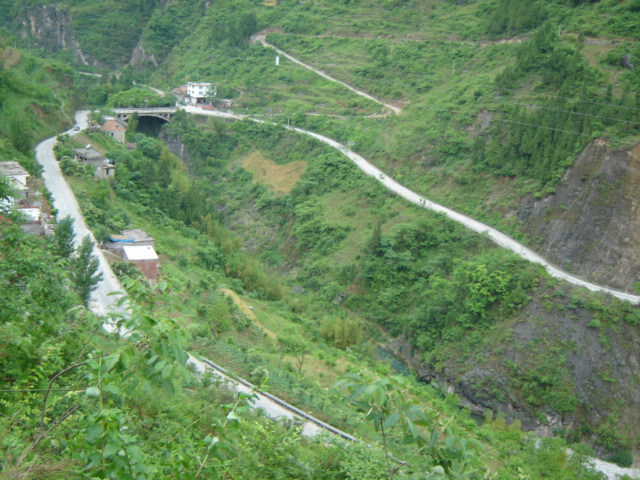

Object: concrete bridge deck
[113,107,177,123]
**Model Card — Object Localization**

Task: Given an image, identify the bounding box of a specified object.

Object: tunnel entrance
[136,116,167,137]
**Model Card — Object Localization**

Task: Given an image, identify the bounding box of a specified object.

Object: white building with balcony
[187,82,212,104]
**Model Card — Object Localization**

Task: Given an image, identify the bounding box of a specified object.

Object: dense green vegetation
[1,128,613,478]
[3,0,640,476]
[1,216,613,479]
[0,40,76,164]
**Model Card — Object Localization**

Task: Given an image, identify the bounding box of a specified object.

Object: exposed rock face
[23,4,90,65]
[159,134,192,167]
[387,291,640,444]
[20,3,149,69]
[518,139,640,293]
[621,53,634,70]
[129,40,158,72]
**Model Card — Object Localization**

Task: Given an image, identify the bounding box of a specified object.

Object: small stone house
[106,229,159,280]
[122,245,159,281]
[73,148,115,178]
[17,206,46,236]
[102,117,128,144]
[172,85,188,103]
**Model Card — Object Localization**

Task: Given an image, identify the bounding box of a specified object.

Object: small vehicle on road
[73,125,80,131]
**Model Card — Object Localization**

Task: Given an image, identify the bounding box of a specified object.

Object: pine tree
[52,215,75,259]
[70,235,103,308]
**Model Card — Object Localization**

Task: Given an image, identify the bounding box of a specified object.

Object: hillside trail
[253,34,402,115]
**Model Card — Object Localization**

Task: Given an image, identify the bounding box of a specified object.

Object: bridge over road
[114,107,177,123]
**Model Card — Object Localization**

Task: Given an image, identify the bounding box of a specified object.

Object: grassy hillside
[0,38,78,172]
[28,122,616,479]
[152,111,640,464]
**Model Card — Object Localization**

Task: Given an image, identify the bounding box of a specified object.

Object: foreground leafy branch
[334,373,485,480]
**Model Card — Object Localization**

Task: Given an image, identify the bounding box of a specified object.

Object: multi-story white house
[187,82,212,104]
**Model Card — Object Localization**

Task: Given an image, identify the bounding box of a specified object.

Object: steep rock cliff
[519,139,640,293]
[18,3,151,69]
[22,4,90,65]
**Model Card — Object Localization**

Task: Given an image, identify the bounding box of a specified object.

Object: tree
[239,13,258,40]
[0,174,13,213]
[126,112,139,141]
[70,235,103,307]
[52,215,75,258]
[277,334,309,374]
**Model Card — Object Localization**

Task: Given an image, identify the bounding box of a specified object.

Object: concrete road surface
[35,111,123,316]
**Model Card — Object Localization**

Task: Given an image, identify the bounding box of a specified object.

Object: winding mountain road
[184,104,640,305]
[243,38,640,304]
[31,29,640,475]
[33,104,639,478]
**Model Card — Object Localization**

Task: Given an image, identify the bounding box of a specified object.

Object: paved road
[188,355,346,439]
[245,39,640,303]
[296,127,640,305]
[186,105,640,305]
[35,111,123,316]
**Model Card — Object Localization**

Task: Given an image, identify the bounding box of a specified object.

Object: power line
[496,86,640,113]
[512,102,640,126]
[501,118,639,148]
[502,119,593,137]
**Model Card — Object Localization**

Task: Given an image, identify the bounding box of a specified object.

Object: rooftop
[123,245,159,261]
[17,207,41,222]
[102,117,127,129]
[0,161,29,178]
[74,148,104,161]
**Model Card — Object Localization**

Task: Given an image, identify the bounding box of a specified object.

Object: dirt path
[219,287,276,339]
[253,34,402,115]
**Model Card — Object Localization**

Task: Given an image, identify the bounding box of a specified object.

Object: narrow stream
[374,346,409,376]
